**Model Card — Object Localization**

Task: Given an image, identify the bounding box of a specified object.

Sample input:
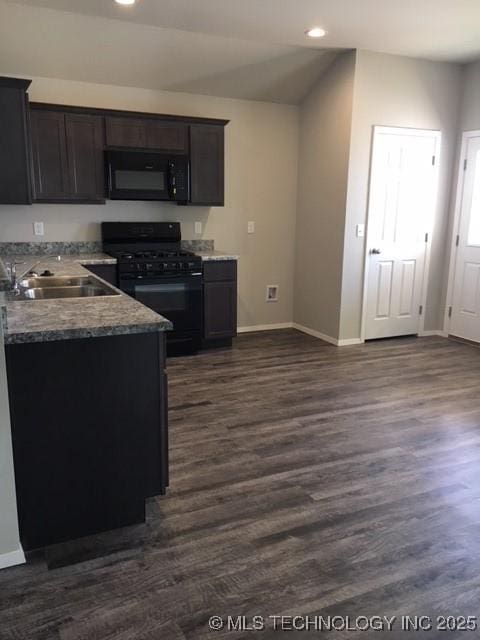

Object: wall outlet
[33,221,44,236]
[356,223,365,238]
[247,221,255,234]
[266,285,279,302]
[194,221,202,235]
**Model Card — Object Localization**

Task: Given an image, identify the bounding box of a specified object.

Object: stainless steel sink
[19,276,94,288]
[14,274,121,300]
[16,286,119,300]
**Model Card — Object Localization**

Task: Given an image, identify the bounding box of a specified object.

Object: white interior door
[364,127,440,340]
[450,136,480,343]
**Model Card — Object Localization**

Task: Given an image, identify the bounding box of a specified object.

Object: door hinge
[419,305,423,316]
[456,235,460,247]
[448,306,453,318]
[425,232,429,243]
[464,158,468,171]
[432,155,436,166]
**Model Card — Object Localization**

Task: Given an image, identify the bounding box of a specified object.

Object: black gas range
[102,222,203,356]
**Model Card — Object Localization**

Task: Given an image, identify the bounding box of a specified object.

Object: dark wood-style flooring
[1,330,480,639]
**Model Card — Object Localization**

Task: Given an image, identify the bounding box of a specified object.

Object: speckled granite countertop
[1,254,172,345]
[197,251,238,261]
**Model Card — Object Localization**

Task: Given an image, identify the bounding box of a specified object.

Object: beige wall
[0,76,299,329]
[339,50,463,339]
[293,51,356,339]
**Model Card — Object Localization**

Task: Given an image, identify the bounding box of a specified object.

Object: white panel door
[450,136,480,343]
[365,127,440,340]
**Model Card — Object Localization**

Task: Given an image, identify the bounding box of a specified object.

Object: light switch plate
[194,221,202,235]
[34,222,44,236]
[248,221,255,234]
[356,224,365,238]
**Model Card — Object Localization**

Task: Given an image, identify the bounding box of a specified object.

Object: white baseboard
[292,323,363,346]
[294,324,363,346]
[292,323,338,345]
[0,547,25,570]
[237,323,293,333]
[237,322,363,346]
[338,337,364,346]
[418,330,448,338]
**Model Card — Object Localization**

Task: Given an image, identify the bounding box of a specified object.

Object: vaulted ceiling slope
[2,0,479,104]
[9,0,480,62]
[0,1,340,104]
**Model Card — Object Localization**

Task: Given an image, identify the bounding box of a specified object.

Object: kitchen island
[1,255,171,550]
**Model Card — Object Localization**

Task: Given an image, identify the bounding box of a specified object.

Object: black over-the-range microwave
[106,150,190,203]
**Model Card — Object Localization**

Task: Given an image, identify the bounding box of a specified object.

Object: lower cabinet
[6,331,168,550]
[82,263,118,287]
[203,261,237,345]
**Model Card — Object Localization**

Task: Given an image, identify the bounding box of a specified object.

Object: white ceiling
[2,0,480,104]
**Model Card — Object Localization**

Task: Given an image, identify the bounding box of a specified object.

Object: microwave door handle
[168,162,177,200]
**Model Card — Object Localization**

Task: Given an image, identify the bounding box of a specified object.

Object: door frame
[443,129,480,336]
[360,125,441,342]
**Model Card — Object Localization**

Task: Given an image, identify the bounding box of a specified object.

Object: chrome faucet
[6,261,24,293]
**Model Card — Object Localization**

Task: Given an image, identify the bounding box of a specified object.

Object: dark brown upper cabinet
[30,110,69,201]
[28,100,227,206]
[105,116,146,149]
[145,120,188,153]
[31,109,105,203]
[65,114,105,201]
[190,124,225,206]
[105,116,187,154]
[0,77,33,204]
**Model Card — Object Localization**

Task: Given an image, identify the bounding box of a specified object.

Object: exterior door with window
[450,135,480,343]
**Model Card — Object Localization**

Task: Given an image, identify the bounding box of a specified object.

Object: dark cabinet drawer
[203,260,237,283]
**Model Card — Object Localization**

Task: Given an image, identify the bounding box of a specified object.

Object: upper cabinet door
[30,110,70,201]
[106,116,188,153]
[105,116,147,148]
[65,114,105,201]
[190,124,225,206]
[145,121,188,153]
[0,78,32,204]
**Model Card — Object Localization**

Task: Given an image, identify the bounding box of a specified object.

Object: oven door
[107,151,171,201]
[122,273,203,349]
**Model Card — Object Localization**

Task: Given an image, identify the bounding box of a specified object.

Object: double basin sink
[14,275,121,301]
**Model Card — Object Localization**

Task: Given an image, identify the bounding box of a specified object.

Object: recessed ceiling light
[305,27,326,38]
[115,0,136,5]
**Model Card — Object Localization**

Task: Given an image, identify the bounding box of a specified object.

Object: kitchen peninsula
[1,252,171,550]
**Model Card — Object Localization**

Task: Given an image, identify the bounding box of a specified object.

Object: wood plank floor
[1,330,480,639]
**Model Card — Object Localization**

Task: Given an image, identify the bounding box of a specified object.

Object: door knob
[370,248,381,255]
